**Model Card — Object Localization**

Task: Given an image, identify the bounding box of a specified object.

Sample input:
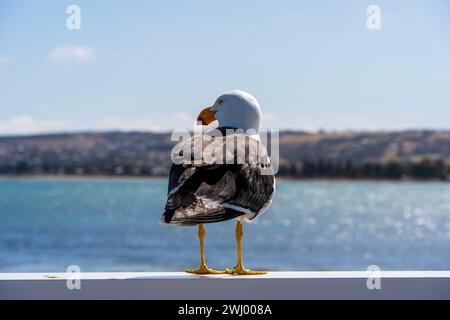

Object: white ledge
[1,271,450,300]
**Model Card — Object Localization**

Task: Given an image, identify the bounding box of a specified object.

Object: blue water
[0,178,449,272]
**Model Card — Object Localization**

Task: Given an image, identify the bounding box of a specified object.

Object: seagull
[162,90,275,275]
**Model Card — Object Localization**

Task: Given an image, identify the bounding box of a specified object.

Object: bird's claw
[226,266,267,275]
[185,265,227,275]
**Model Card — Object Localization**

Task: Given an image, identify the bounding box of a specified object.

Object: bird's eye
[217,99,223,105]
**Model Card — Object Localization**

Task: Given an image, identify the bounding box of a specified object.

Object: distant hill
[279,130,450,162]
[1,130,449,179]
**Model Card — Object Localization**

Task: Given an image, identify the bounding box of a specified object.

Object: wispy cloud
[0,116,76,135]
[0,55,9,65]
[48,45,94,63]
[0,113,195,135]
[0,113,446,136]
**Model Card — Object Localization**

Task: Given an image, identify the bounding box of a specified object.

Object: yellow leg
[185,224,226,274]
[226,220,267,275]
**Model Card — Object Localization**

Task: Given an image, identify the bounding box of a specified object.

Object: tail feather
[162,207,243,225]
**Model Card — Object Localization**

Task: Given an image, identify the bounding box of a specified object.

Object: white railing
[1,271,449,299]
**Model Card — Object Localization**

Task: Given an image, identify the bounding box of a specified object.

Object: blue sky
[0,0,449,134]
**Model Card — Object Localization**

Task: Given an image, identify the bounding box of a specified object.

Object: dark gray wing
[161,132,275,226]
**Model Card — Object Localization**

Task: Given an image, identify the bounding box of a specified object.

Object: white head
[197,90,262,133]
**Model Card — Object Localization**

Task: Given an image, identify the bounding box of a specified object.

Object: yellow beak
[197,106,217,125]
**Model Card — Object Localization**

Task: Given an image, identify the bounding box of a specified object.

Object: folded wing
[162,132,275,226]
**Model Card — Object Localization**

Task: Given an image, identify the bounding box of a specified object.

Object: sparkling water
[0,178,449,272]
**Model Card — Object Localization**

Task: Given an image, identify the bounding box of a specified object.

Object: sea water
[0,178,449,272]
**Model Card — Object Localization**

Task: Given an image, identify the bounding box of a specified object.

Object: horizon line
[1,127,450,138]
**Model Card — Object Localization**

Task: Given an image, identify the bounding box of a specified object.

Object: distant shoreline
[1,130,449,181]
[0,174,166,181]
[0,174,448,183]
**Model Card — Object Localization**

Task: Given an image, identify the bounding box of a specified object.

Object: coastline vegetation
[278,159,449,180]
[1,159,448,181]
